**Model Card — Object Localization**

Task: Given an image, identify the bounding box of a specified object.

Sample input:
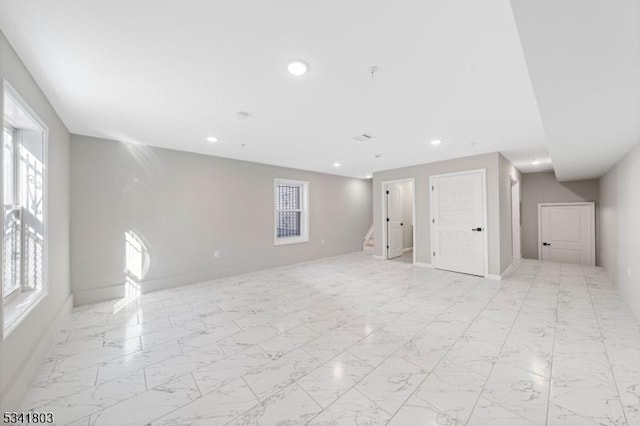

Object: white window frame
[2,80,49,339]
[274,178,309,246]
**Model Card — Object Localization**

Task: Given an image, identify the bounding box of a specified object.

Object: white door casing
[431,169,487,276]
[386,186,403,259]
[511,181,521,259]
[539,203,595,266]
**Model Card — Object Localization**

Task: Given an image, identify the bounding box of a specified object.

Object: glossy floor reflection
[21,253,640,425]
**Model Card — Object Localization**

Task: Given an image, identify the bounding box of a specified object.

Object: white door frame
[380,178,416,264]
[511,179,521,260]
[429,169,489,277]
[537,202,596,264]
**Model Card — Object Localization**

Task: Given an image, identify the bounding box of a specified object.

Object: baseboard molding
[500,262,517,280]
[0,294,73,412]
[485,261,519,281]
[74,247,368,305]
[414,262,433,268]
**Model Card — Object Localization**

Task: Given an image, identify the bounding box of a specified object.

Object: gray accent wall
[70,135,372,304]
[0,30,71,411]
[600,141,640,320]
[373,152,517,276]
[521,172,599,261]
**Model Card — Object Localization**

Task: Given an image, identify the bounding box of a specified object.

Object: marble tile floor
[19,252,640,425]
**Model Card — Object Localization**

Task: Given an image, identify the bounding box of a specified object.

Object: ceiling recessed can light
[288,60,309,76]
[206,136,219,143]
[532,160,541,165]
[431,139,442,146]
[365,174,372,179]
[333,162,341,168]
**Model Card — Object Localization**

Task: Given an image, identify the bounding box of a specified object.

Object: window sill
[274,237,309,246]
[3,289,46,339]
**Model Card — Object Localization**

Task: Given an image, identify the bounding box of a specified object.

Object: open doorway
[381,178,415,264]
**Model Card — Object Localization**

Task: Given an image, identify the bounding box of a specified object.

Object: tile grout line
[385,276,507,425]
[544,268,562,426]
[300,274,484,424]
[583,266,630,426]
[463,267,537,425]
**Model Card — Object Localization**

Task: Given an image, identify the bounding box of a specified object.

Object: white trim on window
[2,79,49,339]
[274,178,309,246]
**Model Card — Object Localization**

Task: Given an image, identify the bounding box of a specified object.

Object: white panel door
[432,170,486,276]
[540,204,595,265]
[386,187,403,259]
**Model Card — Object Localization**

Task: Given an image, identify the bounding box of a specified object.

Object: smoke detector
[353,133,374,142]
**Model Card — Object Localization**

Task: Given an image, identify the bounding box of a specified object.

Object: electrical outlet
[214,250,220,259]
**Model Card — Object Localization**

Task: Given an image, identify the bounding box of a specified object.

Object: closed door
[431,170,486,276]
[386,187,403,259]
[540,203,595,265]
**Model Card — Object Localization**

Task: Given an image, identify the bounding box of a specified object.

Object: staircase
[363,225,374,252]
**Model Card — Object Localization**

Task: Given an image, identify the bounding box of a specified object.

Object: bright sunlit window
[2,81,47,338]
[274,178,309,245]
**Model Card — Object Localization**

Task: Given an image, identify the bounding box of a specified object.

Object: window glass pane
[20,144,44,223]
[277,211,301,238]
[3,127,13,205]
[276,184,300,210]
[2,127,21,297]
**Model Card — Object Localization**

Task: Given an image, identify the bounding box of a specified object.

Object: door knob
[401,223,404,226]
[471,227,483,232]
[543,242,551,246]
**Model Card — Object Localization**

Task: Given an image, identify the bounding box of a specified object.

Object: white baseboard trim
[485,261,519,281]
[372,255,385,260]
[1,294,73,412]
[402,247,413,253]
[501,262,517,280]
[414,262,433,268]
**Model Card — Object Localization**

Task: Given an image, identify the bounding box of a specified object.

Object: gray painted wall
[521,172,599,261]
[70,135,372,304]
[373,152,515,276]
[600,141,640,320]
[0,30,71,411]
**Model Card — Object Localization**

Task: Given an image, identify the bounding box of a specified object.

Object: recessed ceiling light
[333,162,341,168]
[431,139,442,146]
[365,174,372,179]
[288,60,309,76]
[206,136,219,143]
[532,160,541,165]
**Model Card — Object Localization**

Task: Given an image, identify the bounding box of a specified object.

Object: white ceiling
[0,0,638,179]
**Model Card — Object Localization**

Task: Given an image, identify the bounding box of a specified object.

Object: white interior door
[431,170,486,276]
[386,186,403,259]
[540,203,595,265]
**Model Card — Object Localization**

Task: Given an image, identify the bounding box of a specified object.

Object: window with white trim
[274,179,309,245]
[2,81,47,338]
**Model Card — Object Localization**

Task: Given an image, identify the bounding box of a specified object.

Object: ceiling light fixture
[333,162,341,168]
[431,139,442,146]
[365,174,372,179]
[532,160,541,165]
[287,60,309,76]
[206,136,219,143]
